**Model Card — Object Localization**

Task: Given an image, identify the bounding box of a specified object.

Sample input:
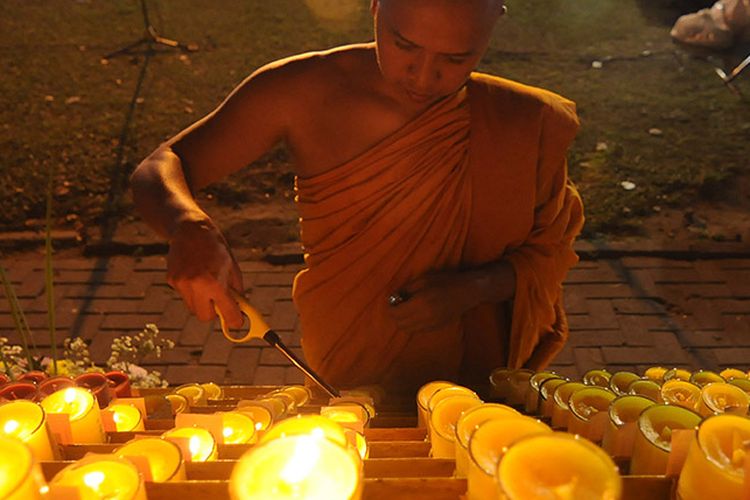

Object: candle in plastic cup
[538,377,568,419]
[165,393,189,415]
[720,368,748,380]
[162,426,218,462]
[467,416,552,500]
[426,386,479,440]
[229,434,362,500]
[103,403,145,432]
[75,372,114,409]
[0,382,39,401]
[173,383,207,406]
[454,403,520,478]
[200,382,223,400]
[550,381,586,429]
[609,371,640,396]
[260,415,349,449]
[489,369,533,407]
[524,371,559,416]
[582,368,612,388]
[601,395,655,459]
[104,371,132,398]
[0,400,57,461]
[496,432,622,500]
[41,387,105,443]
[236,402,275,432]
[690,370,725,387]
[698,382,750,417]
[51,453,146,500]
[728,377,750,397]
[567,386,616,443]
[629,404,702,475]
[0,435,47,500]
[116,437,186,482]
[661,379,701,411]
[627,378,663,402]
[676,414,750,500]
[258,396,290,420]
[417,381,455,428]
[281,385,312,408]
[37,376,76,400]
[344,428,369,460]
[663,367,692,382]
[267,390,298,415]
[221,411,257,444]
[429,395,482,459]
[644,366,668,382]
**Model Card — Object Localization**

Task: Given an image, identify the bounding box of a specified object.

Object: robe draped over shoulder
[292,73,583,395]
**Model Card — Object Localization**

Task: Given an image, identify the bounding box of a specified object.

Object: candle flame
[83,471,106,492]
[280,436,321,485]
[223,426,234,438]
[255,422,263,431]
[3,420,20,435]
[64,388,77,404]
[189,435,202,459]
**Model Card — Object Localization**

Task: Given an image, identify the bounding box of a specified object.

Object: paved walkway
[1,246,749,386]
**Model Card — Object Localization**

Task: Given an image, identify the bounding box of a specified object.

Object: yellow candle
[172,383,207,406]
[429,395,483,459]
[609,371,640,396]
[426,386,479,440]
[454,404,520,479]
[40,387,105,444]
[467,416,552,500]
[104,403,145,432]
[321,406,367,433]
[235,402,275,431]
[627,378,663,402]
[229,434,362,500]
[260,415,349,450]
[266,391,298,415]
[280,385,312,408]
[50,453,146,500]
[489,369,533,406]
[221,411,257,444]
[690,370,725,387]
[0,434,47,500]
[538,377,568,420]
[165,393,189,415]
[720,368,748,380]
[257,397,290,420]
[698,382,750,417]
[677,414,750,500]
[524,371,560,416]
[582,368,612,388]
[729,378,750,397]
[629,403,702,475]
[567,386,616,442]
[664,367,692,382]
[0,400,57,461]
[550,381,586,429]
[644,366,668,382]
[417,381,455,428]
[162,426,218,462]
[601,394,655,458]
[496,432,622,500]
[200,382,224,400]
[329,396,376,422]
[661,380,701,411]
[116,437,186,482]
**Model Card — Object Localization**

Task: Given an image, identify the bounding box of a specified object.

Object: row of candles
[0,379,374,499]
[0,370,132,406]
[445,365,750,499]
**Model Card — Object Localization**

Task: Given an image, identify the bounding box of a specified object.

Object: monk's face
[372,0,504,105]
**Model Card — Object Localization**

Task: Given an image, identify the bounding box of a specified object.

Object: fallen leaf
[649,128,663,136]
[65,96,81,105]
[621,181,636,191]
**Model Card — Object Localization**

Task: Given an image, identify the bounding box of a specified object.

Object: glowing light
[3,420,20,435]
[224,427,234,438]
[189,435,202,459]
[64,388,77,404]
[83,471,105,491]
[280,436,321,485]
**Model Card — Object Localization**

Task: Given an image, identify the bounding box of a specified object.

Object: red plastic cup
[18,371,48,385]
[37,375,77,400]
[105,370,132,398]
[75,372,113,408]
[0,381,39,401]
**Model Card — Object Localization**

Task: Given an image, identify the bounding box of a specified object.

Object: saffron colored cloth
[293,72,584,394]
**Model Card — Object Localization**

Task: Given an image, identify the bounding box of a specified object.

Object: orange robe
[293,73,584,395]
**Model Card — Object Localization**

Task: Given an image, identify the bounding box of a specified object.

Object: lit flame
[83,471,106,492]
[64,388,77,404]
[255,422,263,431]
[189,435,202,460]
[223,426,234,438]
[280,436,321,484]
[3,420,20,435]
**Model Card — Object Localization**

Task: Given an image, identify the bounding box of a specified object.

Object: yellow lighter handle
[215,289,271,343]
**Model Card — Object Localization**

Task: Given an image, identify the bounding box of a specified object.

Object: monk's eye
[446,56,469,65]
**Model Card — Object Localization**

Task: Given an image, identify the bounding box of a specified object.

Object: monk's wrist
[463,260,516,305]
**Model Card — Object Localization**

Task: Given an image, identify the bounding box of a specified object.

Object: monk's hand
[166,216,244,328]
[387,271,479,335]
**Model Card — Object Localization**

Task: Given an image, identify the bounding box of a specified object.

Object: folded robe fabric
[293,72,584,393]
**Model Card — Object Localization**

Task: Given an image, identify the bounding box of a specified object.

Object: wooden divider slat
[364,427,426,441]
[368,441,430,458]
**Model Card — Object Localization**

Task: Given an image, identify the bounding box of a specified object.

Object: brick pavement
[1,251,748,386]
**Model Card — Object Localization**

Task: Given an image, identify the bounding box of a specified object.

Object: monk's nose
[408,55,440,90]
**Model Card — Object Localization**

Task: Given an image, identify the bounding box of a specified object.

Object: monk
[130,0,584,399]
